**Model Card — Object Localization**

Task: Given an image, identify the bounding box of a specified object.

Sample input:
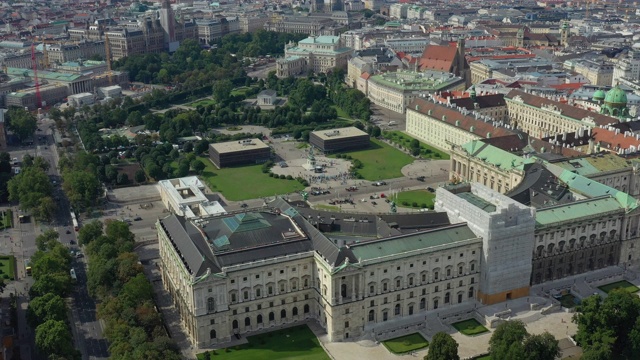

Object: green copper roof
[550,154,630,176]
[350,225,479,261]
[461,140,534,171]
[457,192,496,213]
[555,168,639,211]
[592,89,606,100]
[536,197,623,226]
[604,86,627,104]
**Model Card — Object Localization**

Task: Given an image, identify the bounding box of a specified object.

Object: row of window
[209,305,311,340]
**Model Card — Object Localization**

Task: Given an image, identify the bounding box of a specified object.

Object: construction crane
[104,33,113,85]
[31,43,42,109]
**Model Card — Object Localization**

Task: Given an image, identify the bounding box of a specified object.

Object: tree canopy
[6,107,37,141]
[425,332,459,360]
[489,320,559,360]
[573,289,640,359]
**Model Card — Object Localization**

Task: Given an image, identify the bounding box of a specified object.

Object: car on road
[372,181,387,186]
[134,216,142,221]
[416,176,426,182]
[70,240,76,245]
[427,187,435,193]
[346,186,358,192]
[240,203,248,208]
[371,201,377,205]
[66,229,71,234]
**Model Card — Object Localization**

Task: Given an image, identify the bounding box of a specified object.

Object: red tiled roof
[419,44,457,72]
[408,98,516,139]
[505,89,620,127]
[360,72,371,80]
[593,128,640,153]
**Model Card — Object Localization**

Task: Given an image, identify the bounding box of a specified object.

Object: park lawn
[231,86,257,97]
[196,325,329,360]
[384,130,450,160]
[197,157,304,201]
[598,280,640,294]
[189,98,216,107]
[559,294,579,308]
[382,333,429,354]
[473,355,491,360]
[0,255,16,280]
[395,190,435,209]
[335,139,414,180]
[332,105,352,119]
[452,319,489,336]
[0,209,12,229]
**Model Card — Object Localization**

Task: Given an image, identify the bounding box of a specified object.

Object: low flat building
[309,126,370,153]
[159,176,226,218]
[68,92,94,107]
[208,138,271,168]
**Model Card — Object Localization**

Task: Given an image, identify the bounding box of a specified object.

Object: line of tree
[7,155,55,221]
[488,320,559,360]
[326,69,372,121]
[0,152,14,202]
[81,220,181,359]
[6,107,38,142]
[573,289,640,359]
[27,230,79,360]
[58,152,102,211]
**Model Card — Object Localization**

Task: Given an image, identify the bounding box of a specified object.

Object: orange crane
[31,43,42,108]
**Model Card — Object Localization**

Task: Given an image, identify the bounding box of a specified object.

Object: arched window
[257,314,263,324]
[293,307,298,316]
[468,286,474,299]
[269,312,275,321]
[444,292,450,303]
[394,304,401,315]
[304,278,309,288]
[245,317,251,326]
[210,329,216,339]
[256,288,261,298]
[341,283,347,297]
[558,241,565,252]
[547,243,555,254]
[207,297,215,313]
[368,310,375,322]
[232,320,238,329]
[281,309,287,318]
[536,245,544,257]
[420,297,426,310]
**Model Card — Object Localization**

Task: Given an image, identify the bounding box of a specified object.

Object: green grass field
[334,139,414,180]
[0,255,16,280]
[452,319,489,336]
[558,293,579,308]
[382,333,429,354]
[189,98,216,107]
[0,210,12,229]
[196,325,329,360]
[197,157,304,201]
[598,280,640,294]
[473,355,491,360]
[332,105,352,119]
[383,130,450,160]
[395,190,435,209]
[231,86,257,97]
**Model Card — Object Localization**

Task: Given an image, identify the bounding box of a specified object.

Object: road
[7,117,110,360]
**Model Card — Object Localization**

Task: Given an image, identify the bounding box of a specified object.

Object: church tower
[560,21,570,47]
[516,28,524,47]
[159,0,176,45]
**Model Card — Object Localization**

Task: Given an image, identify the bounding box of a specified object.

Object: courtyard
[598,280,640,294]
[395,190,435,209]
[382,333,429,354]
[452,319,489,336]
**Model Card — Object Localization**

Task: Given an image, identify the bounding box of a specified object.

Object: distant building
[365,70,466,114]
[276,36,352,78]
[419,39,470,87]
[208,139,271,168]
[309,126,370,153]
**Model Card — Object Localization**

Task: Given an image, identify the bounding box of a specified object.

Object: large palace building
[157,148,640,349]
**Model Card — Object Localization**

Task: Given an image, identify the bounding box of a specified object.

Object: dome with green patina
[592,89,605,101]
[604,86,627,105]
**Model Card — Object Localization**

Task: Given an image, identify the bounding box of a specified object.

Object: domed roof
[604,86,627,104]
[592,89,606,100]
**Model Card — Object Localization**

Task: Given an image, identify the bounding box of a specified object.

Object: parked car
[427,187,435,193]
[416,176,426,182]
[373,181,387,186]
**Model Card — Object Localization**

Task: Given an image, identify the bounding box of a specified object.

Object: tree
[489,321,527,360]
[194,139,210,155]
[183,142,194,153]
[523,333,559,360]
[61,170,101,209]
[35,320,77,359]
[36,230,59,252]
[78,221,103,246]
[191,159,205,174]
[573,289,640,359]
[6,107,37,141]
[134,169,146,183]
[117,172,129,185]
[8,166,53,212]
[32,156,50,172]
[489,320,558,360]
[27,293,67,327]
[213,79,234,104]
[425,332,459,360]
